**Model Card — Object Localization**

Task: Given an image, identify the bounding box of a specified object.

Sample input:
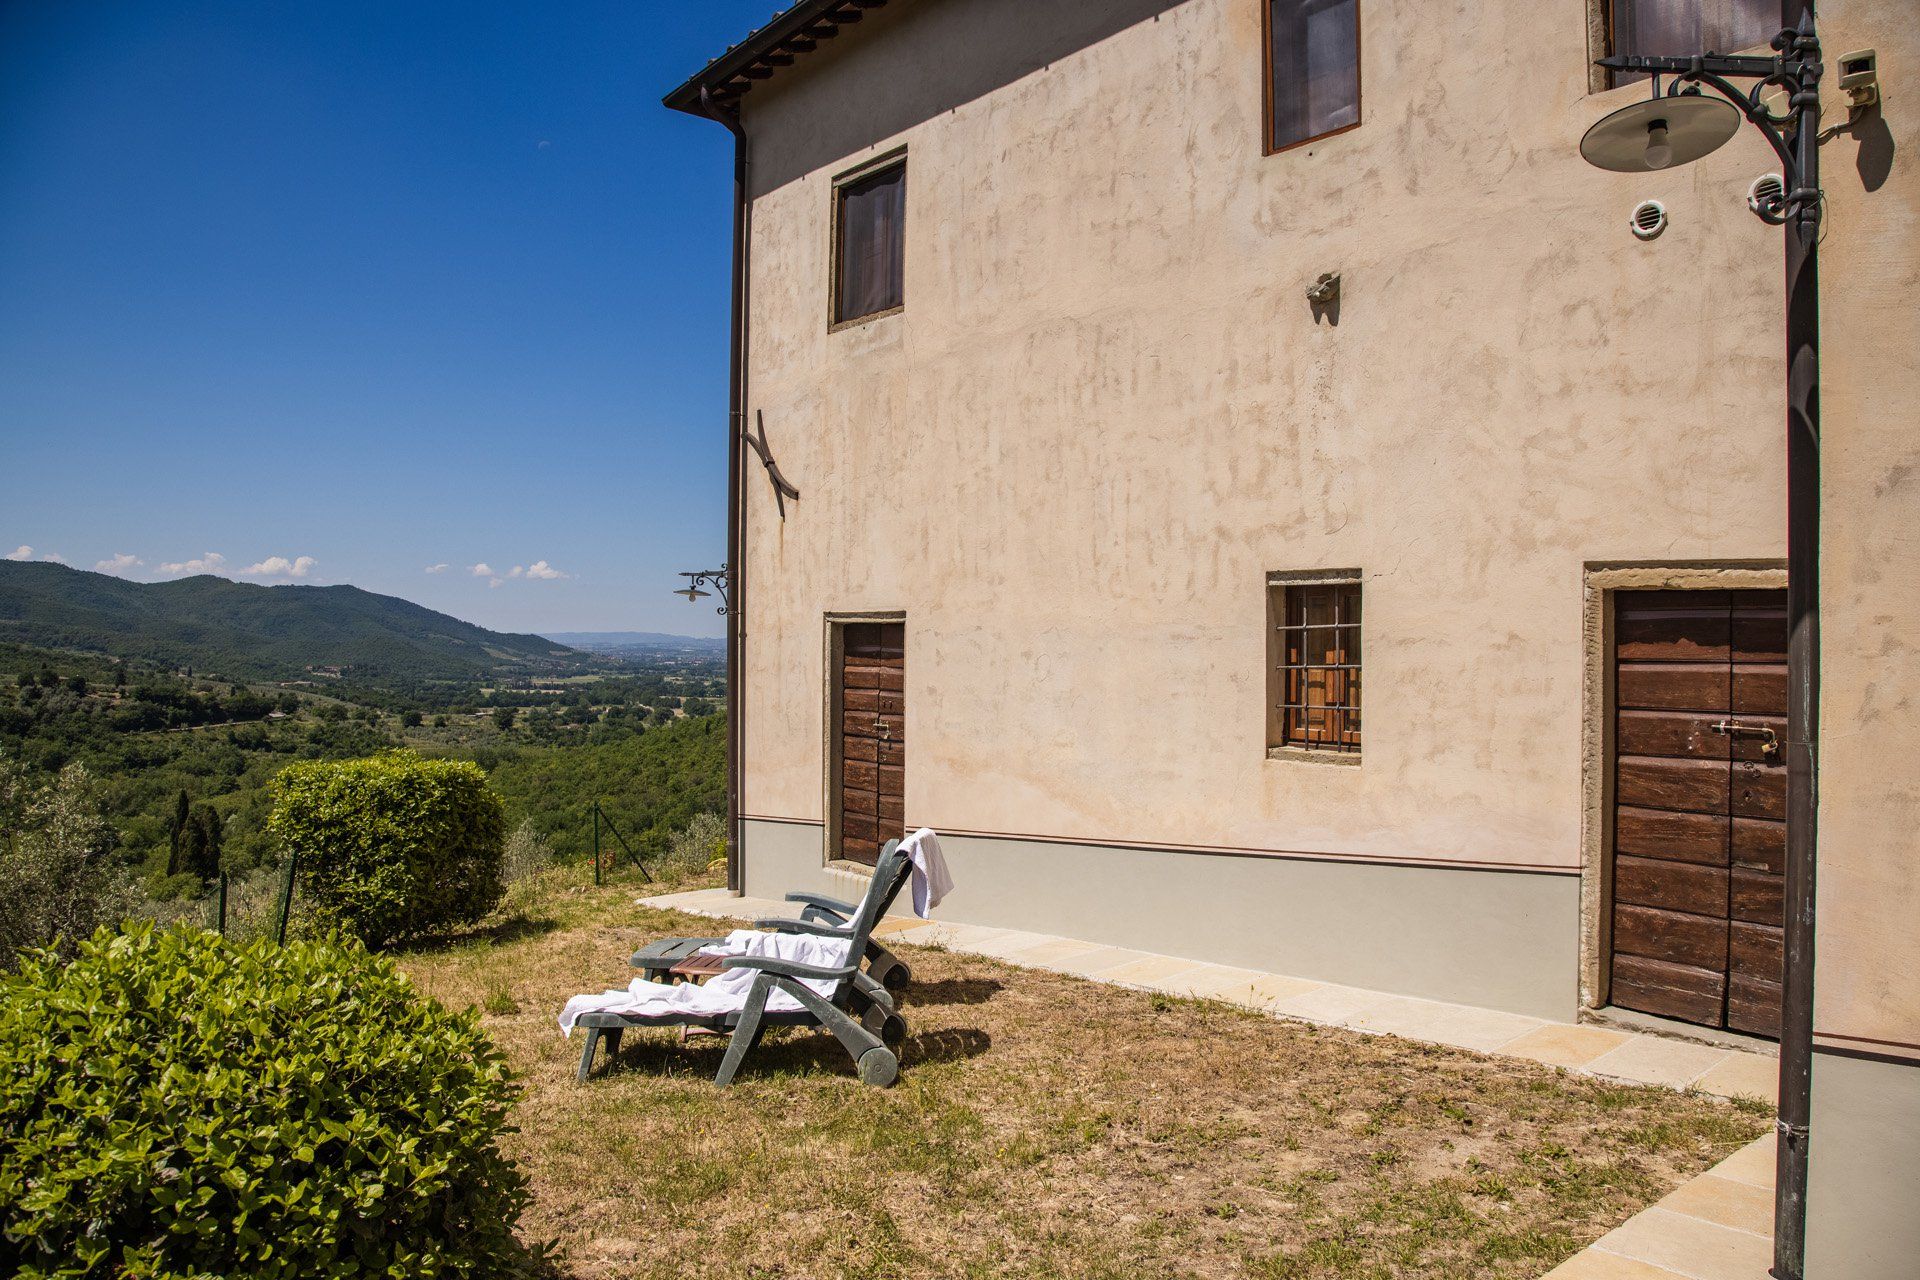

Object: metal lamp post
[1579,11,1821,1278]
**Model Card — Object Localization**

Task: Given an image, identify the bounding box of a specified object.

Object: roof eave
[662,0,892,116]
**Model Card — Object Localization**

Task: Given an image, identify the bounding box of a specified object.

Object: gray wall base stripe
[741,818,1578,1020]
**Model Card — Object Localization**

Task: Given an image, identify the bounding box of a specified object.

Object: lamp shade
[1579,94,1741,172]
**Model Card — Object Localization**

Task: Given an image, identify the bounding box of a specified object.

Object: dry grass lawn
[402,870,1769,1280]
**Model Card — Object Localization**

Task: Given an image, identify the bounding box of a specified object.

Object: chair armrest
[784,891,860,918]
[720,954,856,981]
[753,917,852,938]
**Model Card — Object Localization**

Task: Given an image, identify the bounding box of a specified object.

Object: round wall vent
[1629,199,1668,240]
[1747,173,1788,224]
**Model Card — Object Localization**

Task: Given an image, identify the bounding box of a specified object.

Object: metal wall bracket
[742,410,801,520]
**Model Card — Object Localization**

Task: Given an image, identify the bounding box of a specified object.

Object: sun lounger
[632,835,915,1017]
[572,840,915,1087]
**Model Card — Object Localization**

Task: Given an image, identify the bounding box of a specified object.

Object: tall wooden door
[837,621,904,866]
[1610,589,1787,1038]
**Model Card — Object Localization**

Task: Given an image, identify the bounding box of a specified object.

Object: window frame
[828,149,908,333]
[1266,570,1363,760]
[1261,0,1364,157]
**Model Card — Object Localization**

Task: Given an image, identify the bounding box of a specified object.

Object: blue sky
[0,2,777,639]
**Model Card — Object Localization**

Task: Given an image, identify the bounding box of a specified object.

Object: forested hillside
[0,561,582,681]
[0,635,725,903]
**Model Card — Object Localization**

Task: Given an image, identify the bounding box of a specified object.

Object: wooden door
[838,621,904,866]
[1610,589,1787,1037]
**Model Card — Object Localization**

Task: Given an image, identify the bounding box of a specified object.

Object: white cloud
[159,552,227,575]
[95,553,143,574]
[4,546,31,561]
[424,563,450,574]
[468,563,494,578]
[524,560,569,580]
[42,553,67,564]
[242,555,317,579]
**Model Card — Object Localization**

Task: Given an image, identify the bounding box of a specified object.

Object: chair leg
[786,983,896,1086]
[576,1027,602,1083]
[714,978,773,1088]
[603,1027,624,1068]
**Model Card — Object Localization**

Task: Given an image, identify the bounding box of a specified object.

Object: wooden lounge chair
[576,841,914,1088]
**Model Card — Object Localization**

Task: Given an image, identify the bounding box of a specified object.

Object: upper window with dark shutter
[1606,0,1777,88]
[1265,0,1361,154]
[832,158,906,328]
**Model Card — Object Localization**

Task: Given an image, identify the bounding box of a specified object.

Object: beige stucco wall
[1803,3,1920,1275]
[1806,0,1920,1069]
[732,0,1794,875]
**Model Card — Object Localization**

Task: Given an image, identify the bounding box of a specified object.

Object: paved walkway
[637,887,1779,1280]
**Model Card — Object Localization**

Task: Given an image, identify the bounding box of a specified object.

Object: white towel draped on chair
[901,827,952,918]
[557,928,851,1036]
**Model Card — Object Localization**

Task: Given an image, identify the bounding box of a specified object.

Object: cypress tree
[186,807,223,880]
[167,790,191,877]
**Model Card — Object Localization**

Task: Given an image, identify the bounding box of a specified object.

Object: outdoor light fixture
[1579,92,1740,172]
[1581,15,1825,1280]
[675,568,731,615]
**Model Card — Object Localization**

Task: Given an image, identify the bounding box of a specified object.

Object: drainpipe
[1772,4,1821,1275]
[694,87,750,895]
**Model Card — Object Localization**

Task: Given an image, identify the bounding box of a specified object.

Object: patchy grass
[400,869,1770,1280]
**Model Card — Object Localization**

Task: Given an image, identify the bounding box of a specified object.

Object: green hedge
[269,751,505,948]
[0,925,530,1278]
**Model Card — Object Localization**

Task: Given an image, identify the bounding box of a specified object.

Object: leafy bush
[0,925,530,1278]
[501,818,553,886]
[0,757,130,965]
[661,811,728,883]
[268,751,505,948]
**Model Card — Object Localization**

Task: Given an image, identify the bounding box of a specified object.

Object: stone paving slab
[1347,995,1547,1054]
[1691,1053,1779,1105]
[1541,1134,1776,1279]
[1094,954,1214,988]
[1589,1205,1772,1280]
[1586,1036,1737,1090]
[1504,1023,1635,1070]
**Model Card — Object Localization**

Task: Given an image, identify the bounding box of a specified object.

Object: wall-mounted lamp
[675,567,731,615]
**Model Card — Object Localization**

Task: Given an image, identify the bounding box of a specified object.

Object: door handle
[1710,720,1780,761]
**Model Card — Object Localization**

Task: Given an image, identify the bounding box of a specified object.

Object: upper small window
[832,158,906,328]
[1265,0,1360,154]
[1606,0,1776,87]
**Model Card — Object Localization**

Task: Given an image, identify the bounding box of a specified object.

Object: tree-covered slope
[0,561,581,680]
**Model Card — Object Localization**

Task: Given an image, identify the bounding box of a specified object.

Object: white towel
[556,928,851,1036]
[902,827,953,918]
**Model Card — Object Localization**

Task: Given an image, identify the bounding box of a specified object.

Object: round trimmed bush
[268,751,506,948]
[0,925,530,1278]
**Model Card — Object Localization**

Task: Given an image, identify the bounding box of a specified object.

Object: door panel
[1613,903,1729,970]
[1617,663,1730,711]
[1616,756,1730,813]
[1611,953,1726,1026]
[1613,806,1728,865]
[1615,855,1729,917]
[836,621,904,866]
[1610,588,1786,1038]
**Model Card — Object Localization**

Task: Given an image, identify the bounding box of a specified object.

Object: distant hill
[543,631,726,656]
[0,561,584,681]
